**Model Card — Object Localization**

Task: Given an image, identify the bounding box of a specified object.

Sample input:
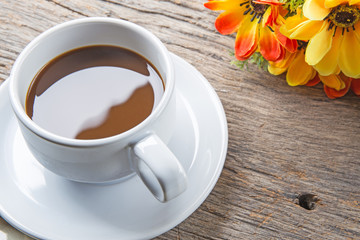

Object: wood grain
[1,0,359,239]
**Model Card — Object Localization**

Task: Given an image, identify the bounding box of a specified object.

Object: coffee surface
[26,45,164,139]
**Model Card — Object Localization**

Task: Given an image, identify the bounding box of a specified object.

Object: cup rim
[9,17,174,147]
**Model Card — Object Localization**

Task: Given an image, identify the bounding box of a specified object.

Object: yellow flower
[281,2,360,78]
[268,44,355,98]
[268,48,317,86]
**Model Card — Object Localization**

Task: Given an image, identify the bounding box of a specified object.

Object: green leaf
[230,52,269,72]
[280,0,304,16]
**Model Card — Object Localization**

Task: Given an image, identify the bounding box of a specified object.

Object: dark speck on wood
[298,193,320,210]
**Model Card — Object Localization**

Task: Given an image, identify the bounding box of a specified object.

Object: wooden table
[1,1,359,239]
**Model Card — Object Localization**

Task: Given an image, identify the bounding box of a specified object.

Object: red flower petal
[263,5,279,26]
[305,74,321,86]
[275,26,298,53]
[259,25,283,61]
[350,78,360,96]
[324,76,351,99]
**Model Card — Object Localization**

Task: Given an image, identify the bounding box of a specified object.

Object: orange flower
[204,0,297,61]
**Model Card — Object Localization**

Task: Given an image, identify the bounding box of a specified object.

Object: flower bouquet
[204,0,360,98]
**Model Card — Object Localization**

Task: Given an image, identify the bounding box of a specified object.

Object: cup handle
[131,134,187,202]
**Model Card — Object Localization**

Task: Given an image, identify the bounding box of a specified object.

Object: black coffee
[25,45,164,140]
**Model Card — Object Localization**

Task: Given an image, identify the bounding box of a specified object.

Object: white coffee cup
[9,17,187,202]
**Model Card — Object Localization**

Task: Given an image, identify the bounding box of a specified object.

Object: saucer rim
[0,52,228,240]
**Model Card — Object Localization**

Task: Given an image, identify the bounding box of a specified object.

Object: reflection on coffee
[25,45,164,139]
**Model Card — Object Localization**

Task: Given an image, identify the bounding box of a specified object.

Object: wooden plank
[0,0,359,239]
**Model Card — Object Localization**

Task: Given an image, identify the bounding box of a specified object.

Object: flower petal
[319,74,345,90]
[314,30,343,76]
[338,30,360,78]
[214,9,245,34]
[280,10,308,36]
[305,22,332,65]
[204,0,242,11]
[268,64,286,75]
[287,50,316,86]
[268,50,296,75]
[289,20,324,41]
[234,15,258,60]
[259,24,283,61]
[275,26,298,52]
[254,0,283,5]
[262,7,273,27]
[324,0,348,8]
[323,75,351,99]
[306,74,321,86]
[303,0,331,20]
[350,78,360,95]
[349,0,360,5]
[262,5,280,27]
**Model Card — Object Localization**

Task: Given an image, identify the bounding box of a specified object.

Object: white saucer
[0,53,228,240]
